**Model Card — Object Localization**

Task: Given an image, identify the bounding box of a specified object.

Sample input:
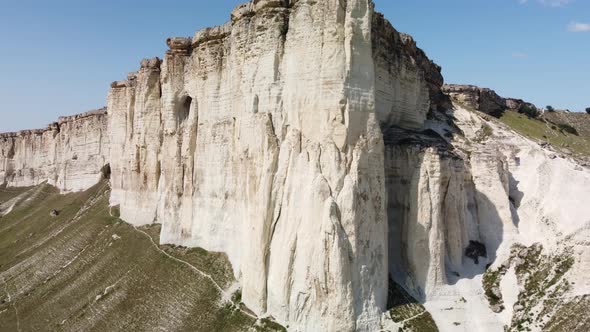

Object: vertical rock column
[107,1,389,331]
[108,58,163,224]
[263,0,387,330]
[156,37,197,237]
[385,146,471,299]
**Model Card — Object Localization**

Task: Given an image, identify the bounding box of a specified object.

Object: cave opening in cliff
[101,164,111,180]
[178,96,192,125]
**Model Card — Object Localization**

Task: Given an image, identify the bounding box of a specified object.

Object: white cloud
[568,22,590,32]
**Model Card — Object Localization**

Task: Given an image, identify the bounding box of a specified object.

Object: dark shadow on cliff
[384,141,429,301]
[382,120,508,300]
[508,173,523,227]
[446,189,505,285]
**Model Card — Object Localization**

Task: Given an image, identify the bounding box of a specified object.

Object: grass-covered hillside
[542,111,590,139]
[0,181,284,332]
[498,111,590,158]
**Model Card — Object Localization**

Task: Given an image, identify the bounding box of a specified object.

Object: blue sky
[0,0,588,132]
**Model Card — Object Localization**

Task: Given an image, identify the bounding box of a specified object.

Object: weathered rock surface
[384,124,519,301]
[0,109,109,192]
[373,12,447,129]
[442,84,507,116]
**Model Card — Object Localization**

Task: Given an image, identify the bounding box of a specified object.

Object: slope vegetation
[0,181,284,332]
[499,111,590,158]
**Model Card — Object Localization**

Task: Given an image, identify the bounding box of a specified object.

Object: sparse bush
[519,104,539,118]
[483,266,506,311]
[546,105,555,112]
[231,289,242,304]
[256,318,288,332]
[586,107,590,114]
[557,124,579,136]
[475,124,494,142]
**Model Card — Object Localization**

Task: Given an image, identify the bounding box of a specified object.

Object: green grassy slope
[498,111,590,157]
[386,280,439,332]
[0,185,31,204]
[0,182,283,332]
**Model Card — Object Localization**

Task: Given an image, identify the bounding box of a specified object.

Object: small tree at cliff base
[586,107,590,114]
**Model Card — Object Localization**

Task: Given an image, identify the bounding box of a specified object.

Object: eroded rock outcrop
[442,84,537,116]
[442,84,507,116]
[0,109,109,192]
[0,2,442,328]
[372,13,447,130]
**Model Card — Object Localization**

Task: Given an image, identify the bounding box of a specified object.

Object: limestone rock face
[0,110,109,192]
[381,100,590,330]
[105,0,438,330]
[504,97,536,113]
[356,96,589,329]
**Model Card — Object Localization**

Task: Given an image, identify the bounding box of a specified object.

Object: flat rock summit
[1,1,589,331]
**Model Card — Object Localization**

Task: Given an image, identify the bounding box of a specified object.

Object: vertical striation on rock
[108,57,163,225]
[383,136,518,300]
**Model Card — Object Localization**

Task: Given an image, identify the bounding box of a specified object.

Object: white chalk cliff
[107,1,445,330]
[0,109,109,192]
[1,1,589,331]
